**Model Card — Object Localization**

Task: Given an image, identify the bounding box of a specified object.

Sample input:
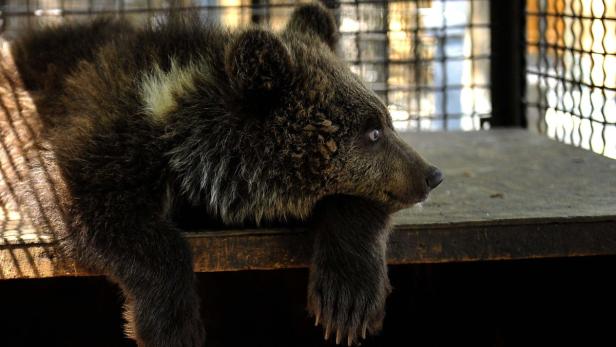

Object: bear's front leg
[69,193,205,347]
[308,195,392,346]
[116,224,205,347]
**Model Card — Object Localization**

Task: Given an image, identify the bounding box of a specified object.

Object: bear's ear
[285,3,339,50]
[225,29,293,101]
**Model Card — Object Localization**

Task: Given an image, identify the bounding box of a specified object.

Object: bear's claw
[308,266,389,346]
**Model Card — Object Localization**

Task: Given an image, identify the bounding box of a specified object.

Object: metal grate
[336,0,492,131]
[526,0,616,159]
[0,0,491,131]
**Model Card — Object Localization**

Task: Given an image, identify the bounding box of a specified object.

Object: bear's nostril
[426,166,444,190]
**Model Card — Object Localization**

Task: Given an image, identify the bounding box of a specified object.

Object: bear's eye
[368,129,381,142]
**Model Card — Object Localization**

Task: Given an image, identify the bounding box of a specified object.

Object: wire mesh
[0,0,491,131]
[526,0,616,158]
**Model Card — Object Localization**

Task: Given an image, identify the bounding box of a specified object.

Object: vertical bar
[562,0,576,145]
[251,0,259,24]
[598,0,608,155]
[587,0,599,153]
[538,0,549,134]
[551,0,565,141]
[469,0,478,129]
[251,0,269,25]
[440,1,448,130]
[489,0,527,127]
[405,2,415,129]
[413,0,421,130]
[572,0,585,148]
[0,0,5,34]
[321,0,340,20]
[383,0,390,107]
[354,0,362,81]
[27,0,33,28]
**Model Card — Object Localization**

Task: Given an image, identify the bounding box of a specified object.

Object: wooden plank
[2,35,616,280]
[3,216,616,279]
[397,130,616,224]
[190,217,616,270]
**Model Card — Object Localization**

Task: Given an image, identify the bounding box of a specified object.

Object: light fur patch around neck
[139,58,207,122]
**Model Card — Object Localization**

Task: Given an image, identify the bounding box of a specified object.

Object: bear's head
[223,3,442,217]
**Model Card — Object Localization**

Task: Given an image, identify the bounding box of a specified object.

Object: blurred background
[0,0,614,157]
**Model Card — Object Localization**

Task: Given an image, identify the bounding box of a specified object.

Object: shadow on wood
[0,38,75,280]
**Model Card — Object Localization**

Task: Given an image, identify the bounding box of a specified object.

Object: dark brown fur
[11,3,442,346]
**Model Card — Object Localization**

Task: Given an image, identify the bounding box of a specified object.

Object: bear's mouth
[384,190,428,207]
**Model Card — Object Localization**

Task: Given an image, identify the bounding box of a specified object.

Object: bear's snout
[425,166,444,190]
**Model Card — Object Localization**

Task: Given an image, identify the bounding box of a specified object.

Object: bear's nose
[426,166,444,190]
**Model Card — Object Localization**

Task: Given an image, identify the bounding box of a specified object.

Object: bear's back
[11,18,230,195]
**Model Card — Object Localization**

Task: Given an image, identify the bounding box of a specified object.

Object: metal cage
[0,0,493,132]
[525,0,616,159]
[1,0,615,158]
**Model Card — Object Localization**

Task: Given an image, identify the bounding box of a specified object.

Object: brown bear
[11,3,442,346]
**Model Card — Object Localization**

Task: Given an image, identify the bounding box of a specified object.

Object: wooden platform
[2,129,616,280]
[1,38,616,280]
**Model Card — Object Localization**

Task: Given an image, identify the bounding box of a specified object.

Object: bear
[10,3,443,346]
